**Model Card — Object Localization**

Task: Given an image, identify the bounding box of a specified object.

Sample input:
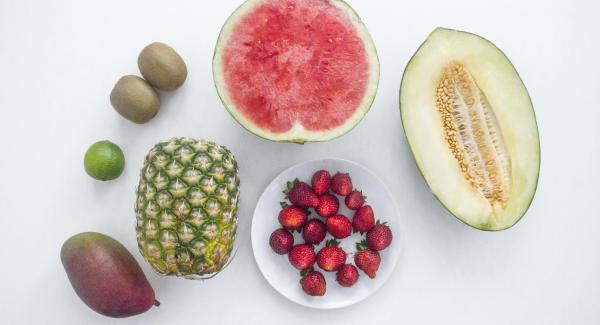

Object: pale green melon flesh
[400,28,540,231]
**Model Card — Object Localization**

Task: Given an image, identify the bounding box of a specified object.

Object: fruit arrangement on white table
[60,0,539,318]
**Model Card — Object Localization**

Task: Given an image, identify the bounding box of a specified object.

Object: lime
[84,140,125,181]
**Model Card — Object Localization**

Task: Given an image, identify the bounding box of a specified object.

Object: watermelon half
[213,0,379,143]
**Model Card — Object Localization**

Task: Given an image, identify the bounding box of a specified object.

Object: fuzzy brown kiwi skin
[138,42,187,91]
[398,27,541,232]
[110,75,160,124]
[211,0,380,144]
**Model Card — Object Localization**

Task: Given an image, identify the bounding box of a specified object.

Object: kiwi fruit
[138,42,187,91]
[110,75,160,124]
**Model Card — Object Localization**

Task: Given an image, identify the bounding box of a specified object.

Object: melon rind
[213,0,379,143]
[400,27,540,231]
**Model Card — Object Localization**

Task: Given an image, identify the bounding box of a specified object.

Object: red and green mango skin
[60,232,157,318]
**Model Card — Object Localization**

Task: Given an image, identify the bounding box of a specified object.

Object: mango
[60,232,158,318]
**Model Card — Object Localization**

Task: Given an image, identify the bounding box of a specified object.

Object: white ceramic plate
[251,158,402,309]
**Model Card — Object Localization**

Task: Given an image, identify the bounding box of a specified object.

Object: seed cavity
[435,62,511,212]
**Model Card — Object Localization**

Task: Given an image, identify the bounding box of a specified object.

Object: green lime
[84,140,125,181]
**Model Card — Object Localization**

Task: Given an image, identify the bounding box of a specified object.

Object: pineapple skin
[135,137,240,279]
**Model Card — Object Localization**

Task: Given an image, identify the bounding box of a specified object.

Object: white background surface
[0,0,598,324]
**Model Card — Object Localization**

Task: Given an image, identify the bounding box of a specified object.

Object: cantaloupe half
[400,28,540,231]
[213,0,379,143]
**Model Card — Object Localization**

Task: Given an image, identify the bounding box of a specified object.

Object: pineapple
[135,137,240,279]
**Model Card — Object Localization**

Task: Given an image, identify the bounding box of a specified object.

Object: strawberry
[285,179,319,208]
[269,228,294,255]
[300,270,326,296]
[278,203,308,231]
[336,264,359,287]
[288,244,316,271]
[352,205,375,233]
[345,190,365,210]
[354,242,381,279]
[316,193,339,218]
[311,170,331,196]
[302,219,327,245]
[326,215,352,239]
[316,239,347,272]
[331,172,353,196]
[366,223,393,251]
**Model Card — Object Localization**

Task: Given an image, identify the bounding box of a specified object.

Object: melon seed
[435,61,511,209]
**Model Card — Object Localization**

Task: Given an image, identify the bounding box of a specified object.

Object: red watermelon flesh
[216,0,378,141]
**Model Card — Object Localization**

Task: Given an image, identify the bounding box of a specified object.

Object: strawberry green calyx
[326,239,341,247]
[300,266,315,279]
[283,179,300,195]
[356,240,369,251]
